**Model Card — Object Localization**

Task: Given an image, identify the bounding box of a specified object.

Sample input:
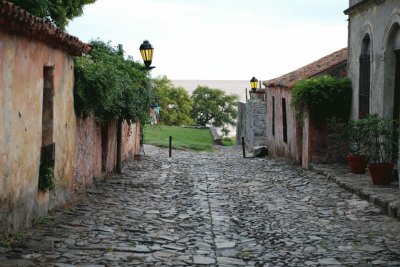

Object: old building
[0,1,141,235]
[345,0,400,121]
[263,48,348,166]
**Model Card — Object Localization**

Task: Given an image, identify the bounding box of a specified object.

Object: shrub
[291,76,352,126]
[38,161,55,192]
[74,40,154,125]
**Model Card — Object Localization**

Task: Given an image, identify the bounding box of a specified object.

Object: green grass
[144,125,214,151]
[221,137,236,146]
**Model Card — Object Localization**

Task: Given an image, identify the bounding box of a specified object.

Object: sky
[67,0,349,81]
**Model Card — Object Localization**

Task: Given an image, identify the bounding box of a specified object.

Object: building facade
[345,0,400,121]
[263,48,348,166]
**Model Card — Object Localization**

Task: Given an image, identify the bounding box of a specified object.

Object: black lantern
[139,40,154,69]
[250,77,258,92]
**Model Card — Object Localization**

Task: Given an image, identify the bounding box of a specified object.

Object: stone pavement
[312,164,400,220]
[1,145,400,266]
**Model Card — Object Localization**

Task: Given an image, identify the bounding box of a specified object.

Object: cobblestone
[1,145,400,266]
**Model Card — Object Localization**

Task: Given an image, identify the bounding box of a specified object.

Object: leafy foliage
[361,114,398,164]
[38,161,55,192]
[191,86,239,128]
[329,114,399,163]
[74,40,153,125]
[291,76,352,126]
[153,76,193,126]
[10,0,96,29]
[328,117,371,156]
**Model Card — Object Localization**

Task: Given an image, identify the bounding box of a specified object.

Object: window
[272,96,275,136]
[359,35,371,117]
[282,98,288,143]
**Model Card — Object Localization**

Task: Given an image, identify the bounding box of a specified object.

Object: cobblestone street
[2,145,400,266]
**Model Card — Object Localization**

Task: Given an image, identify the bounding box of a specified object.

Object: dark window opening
[392,51,400,162]
[359,35,371,118]
[39,66,55,191]
[282,98,288,143]
[272,96,275,136]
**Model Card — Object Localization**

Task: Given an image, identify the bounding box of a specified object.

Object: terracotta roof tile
[263,48,348,89]
[0,0,91,56]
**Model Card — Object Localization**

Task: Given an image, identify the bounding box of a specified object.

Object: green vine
[73,40,154,125]
[38,161,55,192]
[291,75,352,126]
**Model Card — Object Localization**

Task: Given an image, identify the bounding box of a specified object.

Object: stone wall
[236,100,267,147]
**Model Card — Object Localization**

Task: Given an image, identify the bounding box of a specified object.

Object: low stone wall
[236,100,267,147]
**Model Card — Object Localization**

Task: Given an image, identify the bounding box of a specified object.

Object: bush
[74,40,154,125]
[291,76,352,126]
[38,161,55,192]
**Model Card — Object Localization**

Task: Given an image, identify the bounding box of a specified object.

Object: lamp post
[139,40,155,69]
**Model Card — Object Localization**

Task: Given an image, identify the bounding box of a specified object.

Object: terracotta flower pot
[346,154,367,174]
[367,163,394,185]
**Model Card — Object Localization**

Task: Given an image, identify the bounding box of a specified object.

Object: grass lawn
[221,137,236,146]
[144,125,214,151]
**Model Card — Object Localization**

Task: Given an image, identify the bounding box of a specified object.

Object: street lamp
[139,40,155,69]
[250,77,258,92]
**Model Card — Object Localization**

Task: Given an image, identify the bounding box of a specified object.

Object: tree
[74,40,153,125]
[191,86,238,129]
[10,0,96,29]
[153,76,193,126]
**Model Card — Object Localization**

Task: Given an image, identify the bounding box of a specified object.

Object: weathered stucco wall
[0,32,77,233]
[347,0,400,119]
[74,116,102,192]
[122,122,141,161]
[74,117,140,193]
[266,87,300,162]
[0,30,143,235]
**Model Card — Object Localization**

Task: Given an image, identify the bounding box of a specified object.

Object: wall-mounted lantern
[139,40,155,69]
[250,77,258,92]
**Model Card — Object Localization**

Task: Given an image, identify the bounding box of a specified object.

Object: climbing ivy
[74,40,154,125]
[291,75,352,126]
[38,161,55,192]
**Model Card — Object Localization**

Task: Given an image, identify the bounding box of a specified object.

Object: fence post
[169,136,172,158]
[242,137,245,158]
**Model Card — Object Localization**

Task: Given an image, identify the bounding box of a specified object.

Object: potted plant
[328,118,368,174]
[363,114,398,185]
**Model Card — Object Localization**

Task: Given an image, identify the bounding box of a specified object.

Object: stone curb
[310,164,400,220]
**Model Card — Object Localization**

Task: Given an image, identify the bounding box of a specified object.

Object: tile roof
[0,0,91,56]
[263,48,348,89]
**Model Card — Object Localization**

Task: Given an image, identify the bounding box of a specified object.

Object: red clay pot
[346,155,367,174]
[367,163,394,185]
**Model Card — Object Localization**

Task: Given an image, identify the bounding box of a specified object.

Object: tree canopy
[74,40,153,125]
[10,0,96,29]
[191,86,238,129]
[153,76,193,126]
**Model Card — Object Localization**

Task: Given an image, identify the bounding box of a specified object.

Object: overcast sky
[67,0,349,81]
